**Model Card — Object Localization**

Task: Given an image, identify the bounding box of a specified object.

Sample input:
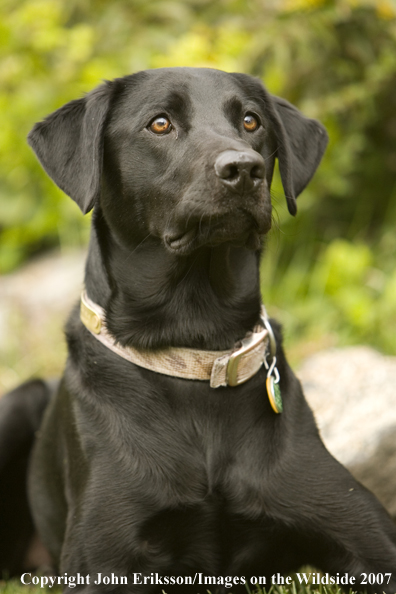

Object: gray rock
[0,249,86,392]
[0,249,85,317]
[298,347,396,518]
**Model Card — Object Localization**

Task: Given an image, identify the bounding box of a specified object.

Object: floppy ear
[271,96,328,216]
[27,82,113,214]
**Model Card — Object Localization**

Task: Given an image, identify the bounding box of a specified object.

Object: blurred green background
[1,0,396,390]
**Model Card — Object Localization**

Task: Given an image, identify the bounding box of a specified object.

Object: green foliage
[1,0,395,352]
[0,581,60,593]
[262,234,396,355]
[0,578,356,594]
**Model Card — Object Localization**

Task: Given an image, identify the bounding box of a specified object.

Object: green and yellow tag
[266,375,283,414]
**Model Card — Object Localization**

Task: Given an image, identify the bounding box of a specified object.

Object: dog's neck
[84,211,263,351]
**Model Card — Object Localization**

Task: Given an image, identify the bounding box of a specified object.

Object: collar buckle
[226,328,269,387]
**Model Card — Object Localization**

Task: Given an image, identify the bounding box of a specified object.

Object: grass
[0,575,359,594]
[0,582,61,593]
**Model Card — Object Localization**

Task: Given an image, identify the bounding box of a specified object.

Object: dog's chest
[88,371,276,514]
[74,367,281,574]
[108,387,277,575]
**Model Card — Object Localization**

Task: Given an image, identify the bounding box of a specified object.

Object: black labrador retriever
[1,67,396,593]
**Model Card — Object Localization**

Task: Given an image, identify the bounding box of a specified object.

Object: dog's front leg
[270,445,396,593]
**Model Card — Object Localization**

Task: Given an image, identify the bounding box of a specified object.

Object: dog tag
[266,375,283,414]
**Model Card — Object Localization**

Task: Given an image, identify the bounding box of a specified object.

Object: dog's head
[28,68,328,255]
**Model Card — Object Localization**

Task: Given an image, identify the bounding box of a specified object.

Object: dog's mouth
[164,211,269,255]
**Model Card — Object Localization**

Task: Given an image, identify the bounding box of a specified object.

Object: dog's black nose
[214,150,265,193]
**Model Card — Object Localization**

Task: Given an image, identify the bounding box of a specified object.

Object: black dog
[1,68,396,593]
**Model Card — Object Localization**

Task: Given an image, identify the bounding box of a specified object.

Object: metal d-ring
[260,313,277,360]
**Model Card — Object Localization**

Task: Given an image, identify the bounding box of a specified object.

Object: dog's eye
[149,116,172,135]
[243,114,259,132]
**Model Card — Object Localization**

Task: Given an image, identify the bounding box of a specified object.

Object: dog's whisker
[184,202,202,230]
[175,252,200,288]
[128,233,152,257]
[264,148,277,161]
[198,212,205,235]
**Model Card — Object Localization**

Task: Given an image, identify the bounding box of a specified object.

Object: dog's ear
[27,82,113,214]
[271,96,328,216]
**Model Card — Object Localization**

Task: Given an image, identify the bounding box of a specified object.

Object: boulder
[298,346,396,519]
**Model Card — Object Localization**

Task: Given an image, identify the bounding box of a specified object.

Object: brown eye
[243,113,259,132]
[149,116,172,134]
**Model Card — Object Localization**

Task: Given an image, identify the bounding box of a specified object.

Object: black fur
[0,379,55,574]
[1,68,395,593]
